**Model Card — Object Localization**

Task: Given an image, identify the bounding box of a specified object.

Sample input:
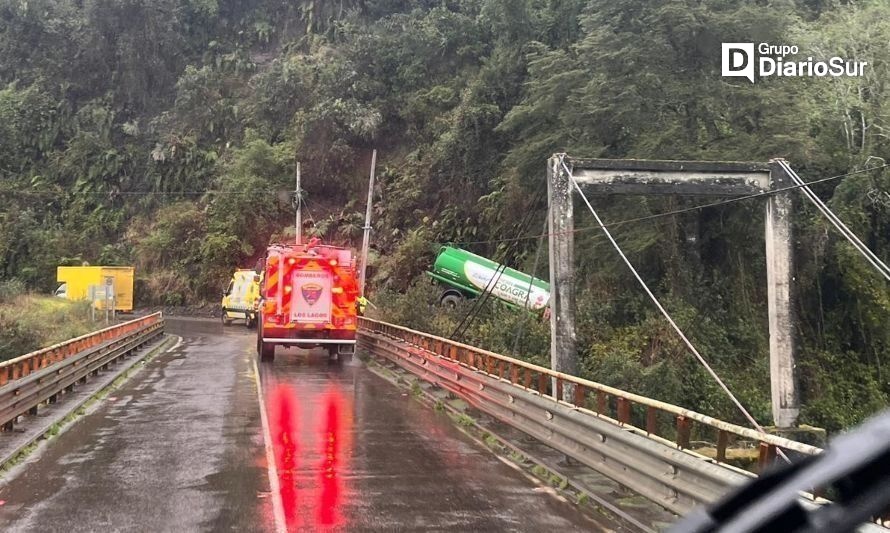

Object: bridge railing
[359,317,821,473]
[0,312,165,435]
[0,312,164,386]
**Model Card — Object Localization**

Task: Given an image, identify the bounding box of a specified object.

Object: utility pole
[359,149,377,296]
[295,160,302,245]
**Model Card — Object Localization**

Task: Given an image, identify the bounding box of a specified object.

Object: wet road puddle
[257,349,600,532]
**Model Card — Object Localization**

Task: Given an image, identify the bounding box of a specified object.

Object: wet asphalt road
[0,318,597,532]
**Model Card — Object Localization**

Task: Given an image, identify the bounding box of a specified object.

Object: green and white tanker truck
[427,246,550,310]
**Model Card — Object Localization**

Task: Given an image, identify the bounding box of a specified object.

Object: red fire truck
[256,239,359,362]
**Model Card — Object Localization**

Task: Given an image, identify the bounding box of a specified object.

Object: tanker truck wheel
[440,292,464,308]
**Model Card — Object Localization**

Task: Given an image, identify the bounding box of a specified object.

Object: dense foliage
[0,280,93,360]
[1,0,888,431]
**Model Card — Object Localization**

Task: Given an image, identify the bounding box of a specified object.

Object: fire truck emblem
[301,283,323,305]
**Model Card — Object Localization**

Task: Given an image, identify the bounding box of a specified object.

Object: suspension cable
[562,157,787,458]
[777,160,890,281]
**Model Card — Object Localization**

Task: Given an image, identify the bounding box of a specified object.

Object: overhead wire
[0,161,884,206]
[443,163,890,248]
[0,188,269,196]
[777,160,890,281]
[449,259,508,340]
[448,263,505,341]
[451,265,505,339]
[449,188,546,341]
[300,194,318,236]
[511,211,549,358]
[561,156,789,460]
[449,201,539,340]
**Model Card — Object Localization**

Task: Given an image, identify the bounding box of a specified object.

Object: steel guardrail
[357,317,822,515]
[0,313,163,386]
[0,313,164,430]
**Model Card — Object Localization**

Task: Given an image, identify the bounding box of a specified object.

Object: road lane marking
[168,335,184,353]
[253,358,287,533]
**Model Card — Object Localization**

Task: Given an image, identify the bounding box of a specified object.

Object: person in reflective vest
[357,295,374,315]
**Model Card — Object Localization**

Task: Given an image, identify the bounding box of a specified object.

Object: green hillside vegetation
[0,281,94,361]
[1,0,889,431]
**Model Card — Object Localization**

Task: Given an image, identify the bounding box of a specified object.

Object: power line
[0,188,290,197]
[449,200,539,340]
[449,188,546,341]
[445,163,890,247]
[564,157,789,461]
[512,210,549,358]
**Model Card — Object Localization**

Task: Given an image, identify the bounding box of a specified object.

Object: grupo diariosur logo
[722,43,867,83]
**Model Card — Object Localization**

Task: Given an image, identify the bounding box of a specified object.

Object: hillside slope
[0,1,888,430]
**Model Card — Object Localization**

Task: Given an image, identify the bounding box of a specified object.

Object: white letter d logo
[722,43,754,83]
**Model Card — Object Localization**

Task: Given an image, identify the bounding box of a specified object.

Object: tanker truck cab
[221,269,261,327]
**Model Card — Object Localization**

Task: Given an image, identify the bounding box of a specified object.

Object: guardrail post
[596,391,607,415]
[646,406,657,434]
[538,373,548,396]
[716,430,729,462]
[556,378,563,401]
[676,416,692,449]
[757,442,777,472]
[617,398,631,425]
[573,384,585,408]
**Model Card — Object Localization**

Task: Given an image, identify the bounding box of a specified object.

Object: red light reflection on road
[267,381,353,531]
[317,389,343,527]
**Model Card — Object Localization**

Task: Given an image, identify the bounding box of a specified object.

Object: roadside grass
[0,295,95,362]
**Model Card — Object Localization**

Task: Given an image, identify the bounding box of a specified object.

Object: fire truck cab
[257,240,359,362]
